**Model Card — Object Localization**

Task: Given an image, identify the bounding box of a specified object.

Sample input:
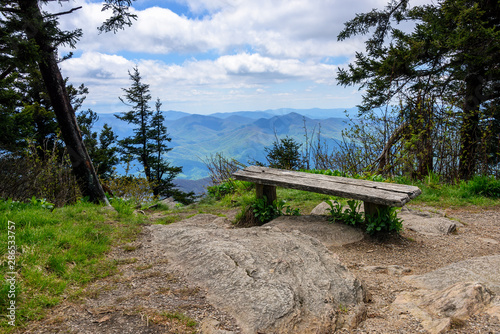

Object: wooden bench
[233,166,421,219]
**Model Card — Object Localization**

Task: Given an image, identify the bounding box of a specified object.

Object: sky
[45,0,433,115]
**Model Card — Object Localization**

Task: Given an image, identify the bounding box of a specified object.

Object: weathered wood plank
[242,166,421,198]
[233,166,421,207]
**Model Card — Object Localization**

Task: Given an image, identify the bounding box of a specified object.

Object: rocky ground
[18,204,500,334]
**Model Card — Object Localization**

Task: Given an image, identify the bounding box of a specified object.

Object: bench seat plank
[233,166,421,207]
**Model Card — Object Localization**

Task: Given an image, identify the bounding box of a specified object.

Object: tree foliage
[77,109,119,180]
[116,68,190,201]
[0,0,137,203]
[337,0,500,180]
[264,136,303,171]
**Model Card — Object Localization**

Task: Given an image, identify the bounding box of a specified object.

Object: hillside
[92,108,350,182]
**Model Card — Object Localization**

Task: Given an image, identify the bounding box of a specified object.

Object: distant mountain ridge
[91,108,354,183]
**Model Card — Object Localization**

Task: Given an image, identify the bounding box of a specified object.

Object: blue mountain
[90,108,353,182]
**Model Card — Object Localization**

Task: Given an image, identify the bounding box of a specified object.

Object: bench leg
[364,202,389,222]
[256,184,277,206]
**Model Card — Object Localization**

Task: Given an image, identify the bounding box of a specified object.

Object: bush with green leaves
[327,199,402,235]
[250,196,301,224]
[461,176,500,198]
[365,206,403,235]
[327,200,363,226]
[303,168,387,182]
[263,136,303,171]
[207,181,236,200]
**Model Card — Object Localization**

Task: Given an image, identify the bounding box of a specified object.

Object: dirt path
[19,206,500,333]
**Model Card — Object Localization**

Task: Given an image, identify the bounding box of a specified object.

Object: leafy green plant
[251,196,281,224]
[302,169,388,182]
[327,199,401,235]
[282,204,301,216]
[343,200,363,225]
[30,197,55,211]
[461,176,500,198]
[326,200,363,226]
[365,206,403,235]
[207,181,236,199]
[250,196,301,224]
[326,200,345,221]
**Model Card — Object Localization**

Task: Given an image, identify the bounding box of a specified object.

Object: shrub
[264,136,303,170]
[365,206,403,235]
[104,175,155,204]
[207,180,236,199]
[202,152,246,185]
[236,196,301,226]
[327,199,402,235]
[327,200,363,226]
[0,141,80,206]
[461,176,500,198]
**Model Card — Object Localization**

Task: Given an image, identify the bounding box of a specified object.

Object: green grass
[162,311,197,327]
[0,199,146,332]
[396,174,500,207]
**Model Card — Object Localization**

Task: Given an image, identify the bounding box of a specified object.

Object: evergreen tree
[116,66,153,180]
[265,136,303,171]
[77,109,119,180]
[0,0,137,204]
[337,0,500,180]
[116,69,188,200]
[148,98,183,197]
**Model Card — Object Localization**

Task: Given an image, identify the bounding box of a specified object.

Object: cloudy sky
[46,0,432,115]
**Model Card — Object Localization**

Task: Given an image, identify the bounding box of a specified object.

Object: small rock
[477,237,499,245]
[160,197,178,210]
[200,318,235,334]
[363,265,411,276]
[402,215,459,235]
[311,201,334,215]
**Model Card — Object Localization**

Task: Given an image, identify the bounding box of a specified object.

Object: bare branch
[0,65,15,81]
[43,6,82,18]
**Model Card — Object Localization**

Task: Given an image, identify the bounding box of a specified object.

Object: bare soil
[18,205,500,334]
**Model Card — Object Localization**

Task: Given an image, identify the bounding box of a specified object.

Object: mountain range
[92,108,355,192]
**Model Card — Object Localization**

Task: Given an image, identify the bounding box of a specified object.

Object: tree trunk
[373,122,407,175]
[459,74,482,180]
[19,0,109,205]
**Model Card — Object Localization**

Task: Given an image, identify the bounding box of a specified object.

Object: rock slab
[403,255,500,293]
[392,255,500,334]
[265,215,364,247]
[148,214,366,334]
[400,212,460,235]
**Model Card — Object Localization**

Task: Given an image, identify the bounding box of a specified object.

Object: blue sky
[46,0,432,115]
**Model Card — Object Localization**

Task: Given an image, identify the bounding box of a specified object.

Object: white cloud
[48,0,433,113]
[62,51,336,91]
[52,0,384,59]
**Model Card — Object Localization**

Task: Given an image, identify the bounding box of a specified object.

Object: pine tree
[337,0,500,180]
[0,0,137,204]
[116,66,153,181]
[148,98,183,197]
[116,69,186,200]
[265,136,303,171]
[77,109,119,180]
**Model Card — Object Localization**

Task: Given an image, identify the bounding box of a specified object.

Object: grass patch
[0,199,146,331]
[161,311,197,327]
[396,174,500,207]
